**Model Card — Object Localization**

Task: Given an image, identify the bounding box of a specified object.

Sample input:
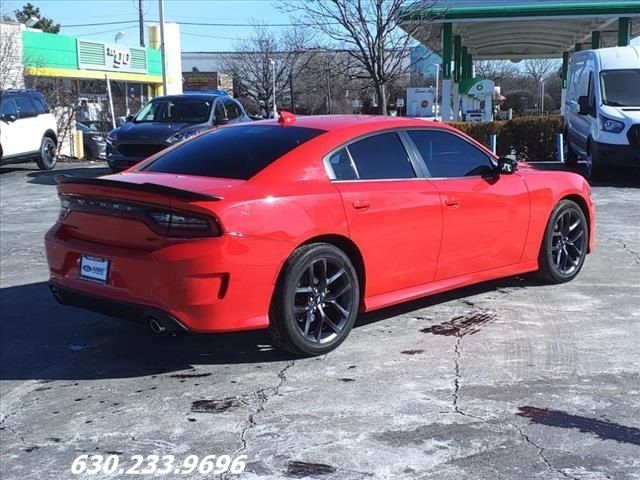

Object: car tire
[269,243,360,356]
[84,143,94,161]
[536,200,589,284]
[586,149,604,181]
[36,136,57,170]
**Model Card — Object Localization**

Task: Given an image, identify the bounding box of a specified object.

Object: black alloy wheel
[537,200,589,284]
[269,243,360,356]
[37,136,57,170]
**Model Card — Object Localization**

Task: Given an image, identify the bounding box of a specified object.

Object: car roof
[151,93,226,101]
[250,114,456,133]
[0,89,42,97]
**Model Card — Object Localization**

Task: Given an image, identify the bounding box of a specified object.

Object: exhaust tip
[148,317,167,334]
[51,289,64,304]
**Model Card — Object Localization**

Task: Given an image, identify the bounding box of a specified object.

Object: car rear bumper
[592,141,640,167]
[44,223,293,333]
[49,283,187,333]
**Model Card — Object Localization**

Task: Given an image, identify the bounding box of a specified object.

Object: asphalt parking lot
[1,162,639,480]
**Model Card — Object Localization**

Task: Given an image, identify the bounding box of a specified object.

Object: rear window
[143,125,326,179]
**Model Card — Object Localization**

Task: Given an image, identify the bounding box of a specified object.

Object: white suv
[0,90,58,170]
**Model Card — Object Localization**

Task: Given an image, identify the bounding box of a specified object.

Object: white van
[564,46,640,177]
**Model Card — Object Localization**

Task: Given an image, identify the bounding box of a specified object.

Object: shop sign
[77,39,148,74]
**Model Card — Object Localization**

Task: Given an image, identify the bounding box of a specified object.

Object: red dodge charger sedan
[45,114,595,355]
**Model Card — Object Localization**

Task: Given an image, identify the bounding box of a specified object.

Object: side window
[214,101,226,122]
[32,95,48,114]
[407,130,494,178]
[14,96,38,118]
[223,99,240,120]
[346,132,415,180]
[568,59,585,100]
[1,98,18,118]
[587,72,596,116]
[328,148,358,180]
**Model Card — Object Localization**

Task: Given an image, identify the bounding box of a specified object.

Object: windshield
[600,69,640,107]
[133,98,212,123]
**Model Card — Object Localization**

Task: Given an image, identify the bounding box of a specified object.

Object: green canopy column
[453,35,462,83]
[618,18,631,46]
[441,23,453,121]
[461,46,469,80]
[453,35,462,120]
[591,31,601,49]
[561,51,569,115]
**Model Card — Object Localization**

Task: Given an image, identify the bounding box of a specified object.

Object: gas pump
[459,77,495,122]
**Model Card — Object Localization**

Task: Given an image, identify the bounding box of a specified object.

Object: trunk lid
[56,173,244,249]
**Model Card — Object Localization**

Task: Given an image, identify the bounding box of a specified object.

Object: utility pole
[159,0,167,94]
[138,0,145,47]
[540,80,545,116]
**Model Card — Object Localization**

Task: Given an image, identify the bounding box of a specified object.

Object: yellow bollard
[75,130,84,160]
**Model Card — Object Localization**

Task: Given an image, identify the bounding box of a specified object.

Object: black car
[106,93,250,171]
[76,123,107,160]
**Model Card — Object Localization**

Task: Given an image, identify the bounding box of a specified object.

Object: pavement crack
[223,361,295,479]
[509,422,580,480]
[451,333,487,423]
[616,240,640,265]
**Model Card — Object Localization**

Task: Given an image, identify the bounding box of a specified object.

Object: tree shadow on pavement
[1,276,539,381]
[0,282,295,381]
[27,166,111,186]
[517,406,640,446]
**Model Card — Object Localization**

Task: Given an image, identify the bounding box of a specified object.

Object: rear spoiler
[54,175,221,201]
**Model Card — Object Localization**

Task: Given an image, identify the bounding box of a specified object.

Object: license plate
[79,255,110,283]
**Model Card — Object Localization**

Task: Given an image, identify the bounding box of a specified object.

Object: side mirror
[497,157,518,174]
[577,96,591,115]
[125,115,134,122]
[1,113,17,122]
[216,116,230,126]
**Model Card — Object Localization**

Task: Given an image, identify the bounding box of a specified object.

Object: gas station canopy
[400,0,640,60]
[399,0,640,121]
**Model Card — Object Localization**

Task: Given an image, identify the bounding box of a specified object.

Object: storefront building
[21,29,164,121]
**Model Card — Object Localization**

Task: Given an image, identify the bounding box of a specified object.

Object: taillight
[58,194,222,238]
[59,196,71,219]
[149,210,221,238]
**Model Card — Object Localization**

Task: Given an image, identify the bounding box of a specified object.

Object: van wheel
[586,149,603,181]
[564,138,579,166]
[36,137,57,170]
[269,243,360,356]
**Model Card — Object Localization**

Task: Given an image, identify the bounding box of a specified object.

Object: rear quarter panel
[519,169,595,262]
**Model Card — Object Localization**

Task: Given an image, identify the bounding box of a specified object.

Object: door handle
[352,200,371,210]
[445,198,460,207]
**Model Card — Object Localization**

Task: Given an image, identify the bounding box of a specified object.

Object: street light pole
[271,59,277,118]
[158,0,168,95]
[434,63,440,119]
[540,80,545,116]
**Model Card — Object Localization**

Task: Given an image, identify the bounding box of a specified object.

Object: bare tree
[279,0,437,115]
[474,60,519,85]
[222,25,315,117]
[523,58,561,85]
[0,22,25,90]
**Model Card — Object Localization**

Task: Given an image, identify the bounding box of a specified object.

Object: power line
[61,20,338,28]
